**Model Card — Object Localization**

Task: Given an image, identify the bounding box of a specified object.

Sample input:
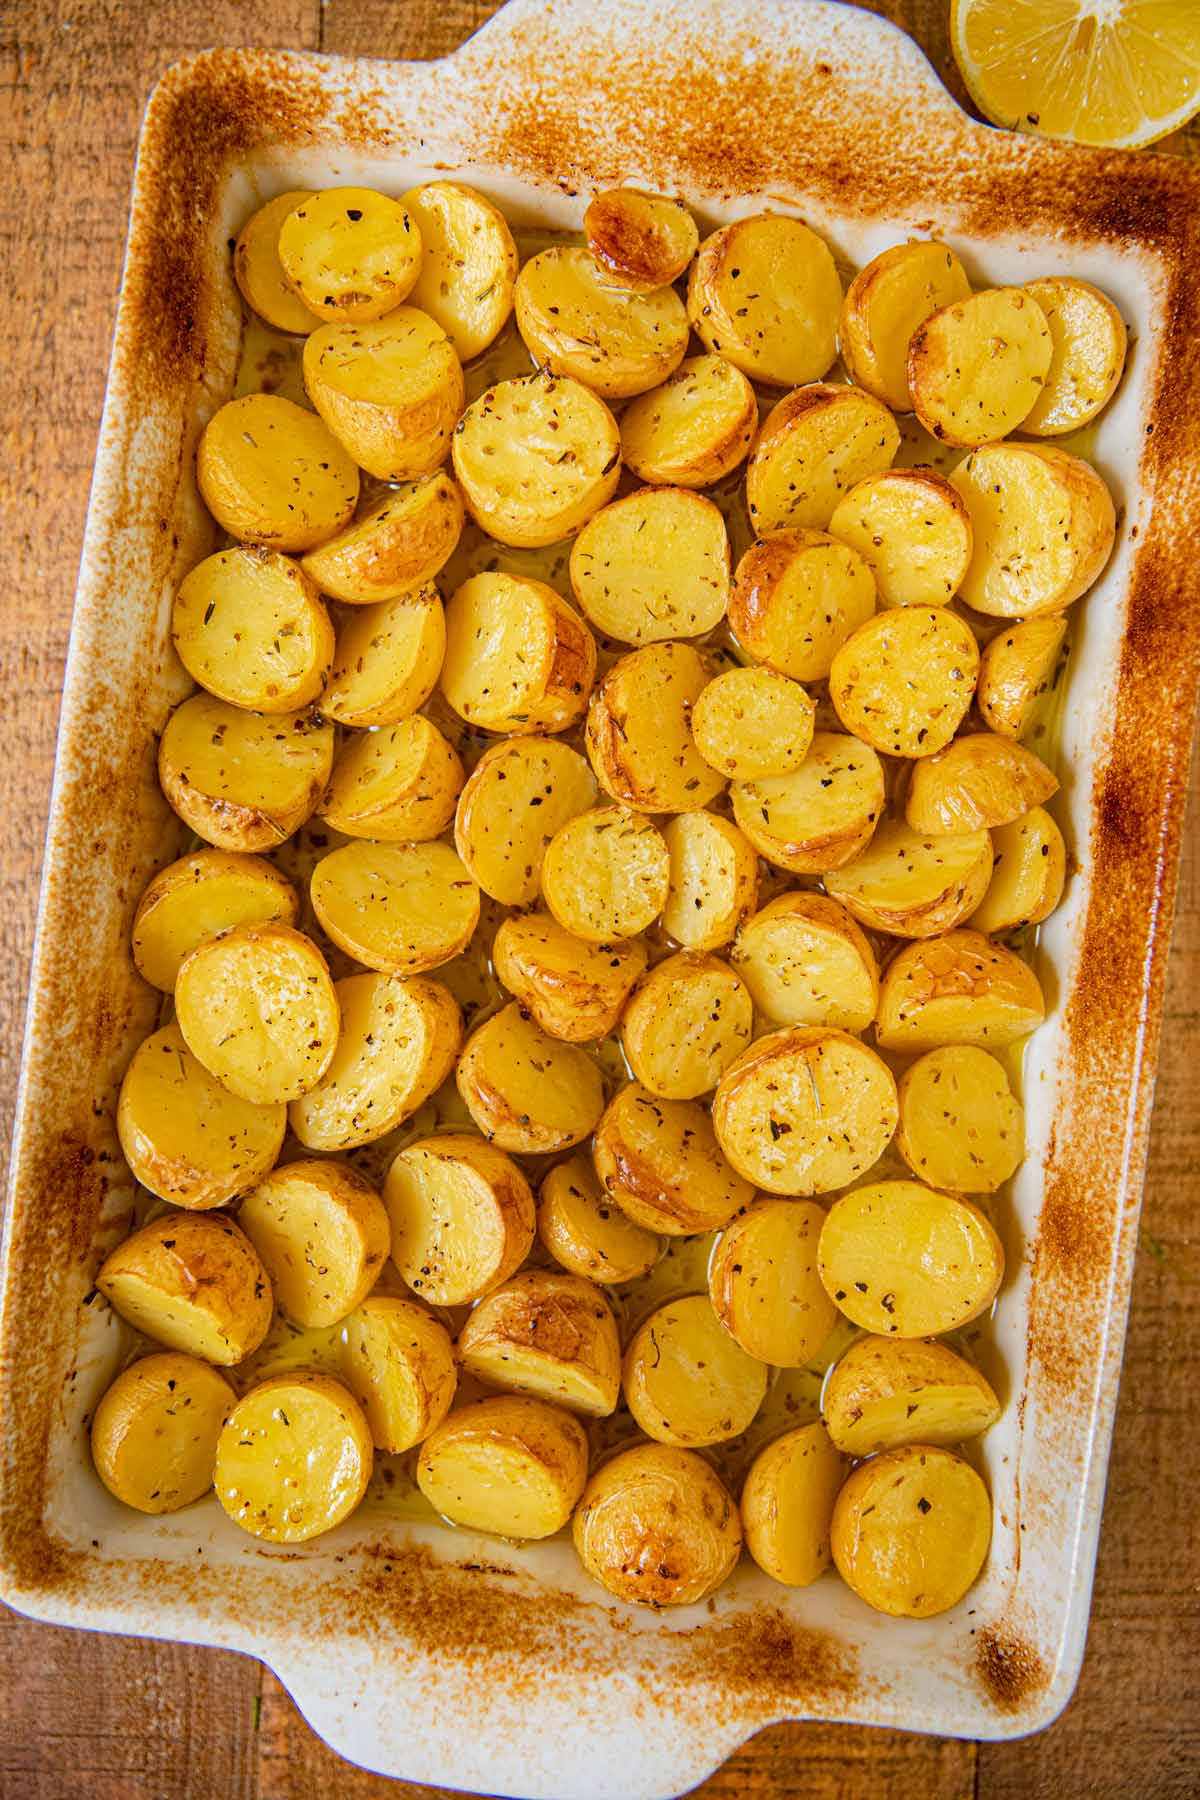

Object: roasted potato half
[301,475,464,604]
[949,442,1116,618]
[238,1159,390,1327]
[593,1082,753,1235]
[91,1352,234,1515]
[541,806,670,942]
[829,607,979,758]
[233,190,317,334]
[741,1422,845,1587]
[441,572,595,734]
[713,1026,898,1196]
[624,1295,768,1447]
[909,287,1052,446]
[660,811,760,952]
[310,840,480,976]
[731,730,885,874]
[621,951,752,1099]
[896,1045,1025,1193]
[875,929,1045,1052]
[823,819,994,938]
[584,188,699,291]
[452,372,620,548]
[338,1294,457,1453]
[710,1198,837,1366]
[1020,276,1127,436]
[971,806,1067,933]
[731,892,878,1032]
[746,383,900,536]
[537,1153,662,1285]
[514,245,689,398]
[492,911,647,1042]
[818,1179,1004,1335]
[729,530,876,683]
[455,1001,604,1153]
[320,584,446,728]
[158,693,334,852]
[687,213,842,388]
[620,355,757,489]
[829,469,973,609]
[303,309,464,482]
[691,666,815,781]
[97,1213,273,1366]
[131,849,298,993]
[976,615,1067,740]
[385,1132,535,1306]
[568,487,731,645]
[906,733,1058,834]
[320,714,463,842]
[401,179,519,360]
[839,240,971,411]
[455,736,598,907]
[172,547,333,713]
[822,1334,1001,1457]
[457,1269,622,1417]
[573,1442,742,1608]
[586,641,725,813]
[116,1022,285,1209]
[215,1372,373,1542]
[831,1445,992,1617]
[417,1396,588,1539]
[278,187,422,322]
[289,972,461,1151]
[175,923,339,1105]
[196,395,358,552]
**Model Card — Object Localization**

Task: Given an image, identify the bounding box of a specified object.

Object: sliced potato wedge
[91,1352,234,1514]
[593,1081,753,1235]
[537,1153,662,1285]
[746,383,900,535]
[172,547,333,713]
[452,371,620,548]
[621,951,752,1099]
[691,666,815,781]
[175,923,339,1105]
[97,1213,273,1366]
[573,1442,741,1607]
[541,806,669,942]
[441,572,595,734]
[289,972,461,1151]
[823,1333,1001,1457]
[384,1131,535,1306]
[713,1026,898,1196]
[971,805,1067,933]
[196,395,358,552]
[303,309,464,481]
[338,1294,457,1453]
[660,811,760,952]
[625,1295,768,1447]
[215,1372,373,1542]
[584,188,699,291]
[949,442,1116,618]
[831,1444,992,1617]
[906,733,1058,834]
[455,736,598,907]
[310,840,480,975]
[158,693,334,852]
[909,287,1052,446]
[1020,276,1127,436]
[710,1198,836,1366]
[319,714,463,843]
[687,213,842,387]
[417,1395,588,1538]
[238,1159,390,1327]
[457,1269,621,1417]
[729,529,876,683]
[875,929,1045,1051]
[131,849,298,993]
[319,584,445,728]
[829,468,972,609]
[818,1179,1004,1335]
[455,1001,604,1153]
[234,190,317,334]
[839,240,971,411]
[619,355,757,489]
[740,1422,845,1587]
[492,911,646,1042]
[301,476,464,604]
[976,615,1067,740]
[401,179,519,360]
[731,730,885,874]
[731,892,878,1032]
[823,819,994,938]
[586,641,725,813]
[829,607,979,758]
[278,187,422,322]
[514,245,689,398]
[896,1045,1025,1193]
[568,486,731,645]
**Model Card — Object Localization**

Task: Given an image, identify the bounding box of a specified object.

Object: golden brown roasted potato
[452,372,621,547]
[660,811,760,951]
[515,246,689,398]
[319,714,463,842]
[234,190,317,334]
[730,891,878,1032]
[417,1396,588,1538]
[731,730,885,874]
[238,1159,390,1327]
[310,840,480,975]
[976,615,1067,740]
[492,911,646,1042]
[831,1445,992,1616]
[278,187,422,321]
[456,1001,605,1153]
[971,805,1067,933]
[457,1269,622,1417]
[400,179,519,359]
[620,355,757,489]
[829,607,979,758]
[319,584,446,727]
[91,1353,234,1515]
[740,1422,846,1587]
[687,213,842,387]
[131,849,298,993]
[384,1132,535,1305]
[709,1198,837,1365]
[573,1442,742,1607]
[621,951,752,1099]
[585,641,725,813]
[197,394,359,554]
[568,486,731,644]
[303,309,464,481]
[97,1213,274,1366]
[541,806,670,942]
[172,547,333,713]
[537,1154,662,1285]
[909,287,1052,445]
[158,693,334,852]
[895,1045,1025,1192]
[823,819,994,938]
[906,733,1058,834]
[1020,276,1127,436]
[623,1295,768,1446]
[745,383,900,535]
[822,1334,1001,1457]
[691,666,816,781]
[440,572,595,734]
[593,1081,753,1235]
[818,1179,1004,1335]
[949,442,1116,617]
[301,475,464,604]
[829,468,972,609]
[875,929,1045,1051]
[338,1294,458,1453]
[839,240,971,410]
[584,188,699,291]
[455,737,598,907]
[728,530,876,683]
[215,1372,373,1542]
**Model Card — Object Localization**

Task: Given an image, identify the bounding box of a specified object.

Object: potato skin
[740,1422,845,1587]
[303,310,464,482]
[301,475,464,604]
[417,1396,588,1539]
[441,572,595,735]
[976,615,1067,740]
[537,1154,662,1285]
[384,1132,535,1306]
[91,1353,234,1514]
[906,733,1058,835]
[456,1269,622,1417]
[822,1333,1000,1457]
[573,1442,742,1607]
[338,1294,457,1453]
[158,694,334,853]
[593,1082,753,1236]
[97,1213,274,1366]
[492,911,646,1042]
[823,819,994,939]
[875,929,1045,1052]
[584,188,699,291]
[971,806,1067,933]
[831,1444,992,1617]
[401,179,519,361]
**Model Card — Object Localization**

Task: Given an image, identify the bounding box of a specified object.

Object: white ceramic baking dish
[4,2,1200,1794]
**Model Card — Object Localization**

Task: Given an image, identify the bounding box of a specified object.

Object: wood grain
[0,2,1197,1798]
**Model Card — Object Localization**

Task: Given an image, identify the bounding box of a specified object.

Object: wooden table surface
[1,2,1197,1796]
